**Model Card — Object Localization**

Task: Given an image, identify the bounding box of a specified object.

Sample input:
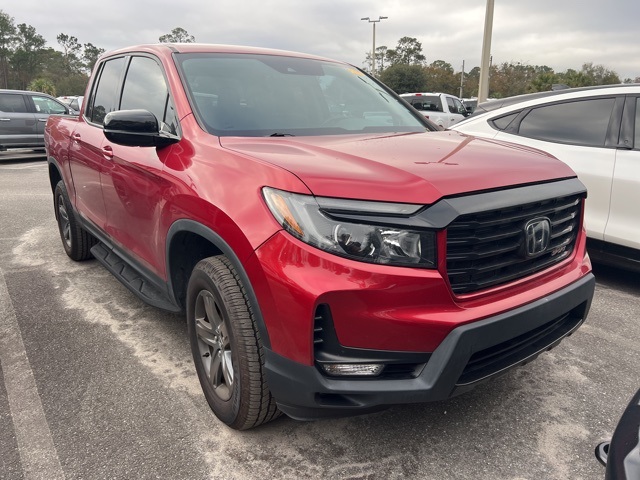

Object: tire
[54,180,96,261]
[186,256,280,430]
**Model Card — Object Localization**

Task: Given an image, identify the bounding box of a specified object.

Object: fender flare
[47,156,64,191]
[166,219,271,349]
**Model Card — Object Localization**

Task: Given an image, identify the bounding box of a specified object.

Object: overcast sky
[4,0,640,80]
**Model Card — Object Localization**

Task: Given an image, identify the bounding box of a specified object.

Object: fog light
[321,363,384,377]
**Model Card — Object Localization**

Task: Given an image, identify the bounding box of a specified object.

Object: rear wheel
[54,180,96,261]
[186,256,280,429]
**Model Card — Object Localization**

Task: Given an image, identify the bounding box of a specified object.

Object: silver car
[0,89,71,151]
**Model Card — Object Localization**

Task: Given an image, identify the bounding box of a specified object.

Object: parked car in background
[452,84,640,271]
[462,97,478,113]
[0,89,71,151]
[400,92,469,128]
[57,95,84,115]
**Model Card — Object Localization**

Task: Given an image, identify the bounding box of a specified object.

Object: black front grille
[456,306,585,386]
[446,193,583,294]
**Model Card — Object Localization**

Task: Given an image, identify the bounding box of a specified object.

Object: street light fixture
[361,16,388,76]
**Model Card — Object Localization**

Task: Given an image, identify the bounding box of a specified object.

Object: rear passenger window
[491,112,519,131]
[90,57,126,125]
[518,98,615,147]
[0,94,28,113]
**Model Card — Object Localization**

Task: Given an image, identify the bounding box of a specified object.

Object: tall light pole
[477,0,494,103]
[459,60,465,99]
[361,16,388,76]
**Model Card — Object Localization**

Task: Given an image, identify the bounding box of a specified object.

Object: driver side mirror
[103,109,180,148]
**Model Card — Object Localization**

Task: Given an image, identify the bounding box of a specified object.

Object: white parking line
[0,164,47,170]
[0,267,64,480]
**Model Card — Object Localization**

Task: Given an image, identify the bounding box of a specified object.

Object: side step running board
[91,243,181,313]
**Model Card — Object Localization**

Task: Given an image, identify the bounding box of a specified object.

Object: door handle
[102,145,114,160]
[38,118,47,122]
[72,133,81,143]
[0,118,10,121]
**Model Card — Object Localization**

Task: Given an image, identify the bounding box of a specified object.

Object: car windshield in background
[177,53,428,136]
[402,95,443,112]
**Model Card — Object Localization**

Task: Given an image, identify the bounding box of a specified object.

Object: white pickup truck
[400,92,469,128]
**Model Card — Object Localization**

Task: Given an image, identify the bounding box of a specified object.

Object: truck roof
[100,43,339,64]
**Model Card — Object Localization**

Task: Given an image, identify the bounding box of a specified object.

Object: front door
[99,55,180,278]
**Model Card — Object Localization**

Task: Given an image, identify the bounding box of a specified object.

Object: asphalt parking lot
[1,153,639,480]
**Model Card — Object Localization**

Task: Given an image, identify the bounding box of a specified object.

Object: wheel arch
[166,219,271,349]
[48,157,63,194]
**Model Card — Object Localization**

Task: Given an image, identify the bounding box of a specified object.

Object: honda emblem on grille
[523,217,551,257]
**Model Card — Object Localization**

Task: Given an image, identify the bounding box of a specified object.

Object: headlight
[262,187,436,268]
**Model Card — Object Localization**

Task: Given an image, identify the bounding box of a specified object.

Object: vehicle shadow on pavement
[591,262,640,295]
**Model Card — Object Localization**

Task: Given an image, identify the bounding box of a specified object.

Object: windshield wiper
[269,132,296,137]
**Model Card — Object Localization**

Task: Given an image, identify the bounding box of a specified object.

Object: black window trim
[84,52,181,140]
[0,92,68,115]
[0,92,31,114]
[488,94,626,149]
[85,55,127,127]
[619,95,639,150]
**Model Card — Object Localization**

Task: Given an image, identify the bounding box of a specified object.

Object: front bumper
[264,273,595,420]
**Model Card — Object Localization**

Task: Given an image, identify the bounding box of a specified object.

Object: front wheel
[186,256,280,430]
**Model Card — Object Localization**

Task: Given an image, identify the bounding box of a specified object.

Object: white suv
[452,84,640,271]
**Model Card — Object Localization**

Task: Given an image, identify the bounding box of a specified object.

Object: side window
[452,98,465,114]
[446,96,457,113]
[518,98,616,147]
[32,96,67,115]
[635,98,640,149]
[90,57,126,125]
[0,93,28,113]
[121,56,178,134]
[491,112,519,131]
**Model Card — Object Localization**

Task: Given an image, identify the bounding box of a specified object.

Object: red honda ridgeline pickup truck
[45,44,595,430]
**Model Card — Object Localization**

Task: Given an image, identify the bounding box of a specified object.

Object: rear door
[605,95,640,251]
[444,95,466,128]
[68,56,127,230]
[0,92,37,149]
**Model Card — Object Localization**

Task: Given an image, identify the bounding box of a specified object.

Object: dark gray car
[0,89,71,151]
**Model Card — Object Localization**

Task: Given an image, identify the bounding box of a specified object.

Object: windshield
[401,95,443,113]
[176,53,429,136]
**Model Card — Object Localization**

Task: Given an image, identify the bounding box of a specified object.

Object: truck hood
[220,131,575,204]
